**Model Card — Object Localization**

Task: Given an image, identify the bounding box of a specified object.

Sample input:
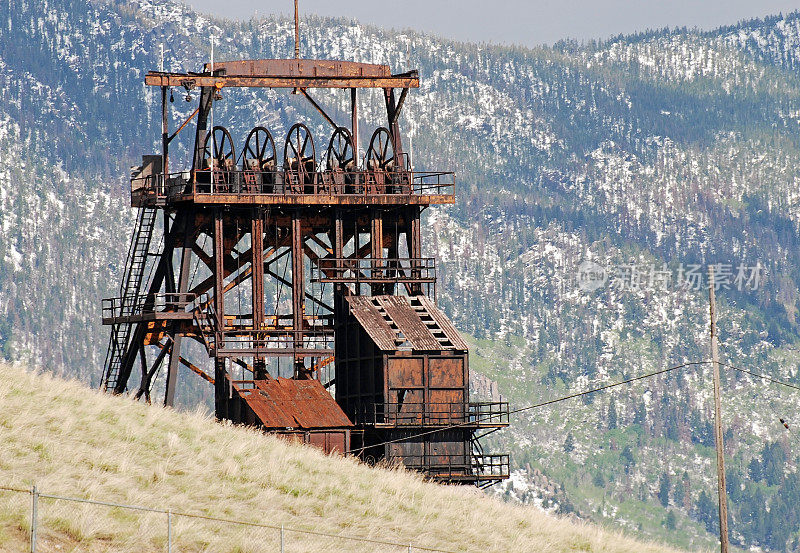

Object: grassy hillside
[0,364,690,553]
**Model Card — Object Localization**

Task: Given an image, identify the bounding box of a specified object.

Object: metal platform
[131,170,455,207]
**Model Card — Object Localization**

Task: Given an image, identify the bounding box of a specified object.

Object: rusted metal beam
[145,73,419,89]
[351,88,359,163]
[252,212,265,331]
[152,340,214,384]
[201,59,392,77]
[390,87,409,126]
[213,209,225,324]
[164,209,195,407]
[161,86,169,180]
[299,88,340,130]
[291,212,306,377]
[168,106,199,144]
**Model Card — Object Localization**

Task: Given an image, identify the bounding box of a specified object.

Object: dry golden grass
[0,364,691,553]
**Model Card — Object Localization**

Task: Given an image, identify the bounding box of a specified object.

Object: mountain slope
[2,1,800,551]
[0,364,684,553]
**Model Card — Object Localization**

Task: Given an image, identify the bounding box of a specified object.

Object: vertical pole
[167,509,172,553]
[350,88,359,164]
[370,209,384,295]
[333,208,344,295]
[210,35,215,193]
[252,211,266,379]
[407,207,422,295]
[384,88,405,160]
[709,267,730,553]
[291,212,305,377]
[280,524,285,553]
[164,211,195,407]
[161,85,169,193]
[294,0,300,59]
[214,209,226,323]
[29,485,37,553]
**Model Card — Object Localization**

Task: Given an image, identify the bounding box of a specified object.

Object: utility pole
[709,266,730,553]
[294,0,300,59]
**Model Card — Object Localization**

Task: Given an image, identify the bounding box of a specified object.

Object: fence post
[167,509,172,553]
[29,484,38,553]
[280,524,284,553]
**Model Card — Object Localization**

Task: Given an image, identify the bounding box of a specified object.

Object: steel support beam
[164,209,195,407]
[291,211,306,377]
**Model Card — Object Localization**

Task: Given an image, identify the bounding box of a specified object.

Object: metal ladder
[100,207,158,392]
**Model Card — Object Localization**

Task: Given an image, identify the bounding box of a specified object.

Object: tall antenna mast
[294,0,300,59]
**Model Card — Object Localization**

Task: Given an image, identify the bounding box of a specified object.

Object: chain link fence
[0,485,459,553]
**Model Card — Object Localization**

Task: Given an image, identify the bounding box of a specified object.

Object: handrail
[311,257,436,283]
[395,453,510,480]
[131,168,455,200]
[102,293,197,319]
[352,401,510,427]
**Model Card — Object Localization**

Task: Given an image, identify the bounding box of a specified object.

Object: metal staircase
[100,207,158,392]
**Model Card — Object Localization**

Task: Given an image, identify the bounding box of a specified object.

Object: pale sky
[183,0,800,46]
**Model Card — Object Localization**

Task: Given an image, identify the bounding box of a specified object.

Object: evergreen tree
[748,456,763,482]
[694,491,718,533]
[620,445,635,473]
[762,442,786,486]
[633,400,646,426]
[658,473,671,507]
[672,476,685,505]
[607,397,618,430]
[665,510,677,530]
[563,432,575,453]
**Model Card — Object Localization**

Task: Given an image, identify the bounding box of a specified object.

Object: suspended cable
[347,360,711,455]
[719,362,800,392]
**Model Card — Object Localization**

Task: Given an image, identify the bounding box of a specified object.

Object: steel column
[213,210,225,322]
[252,211,266,379]
[291,211,306,377]
[371,209,384,295]
[384,88,405,165]
[351,88,359,162]
[164,210,195,407]
[407,207,422,295]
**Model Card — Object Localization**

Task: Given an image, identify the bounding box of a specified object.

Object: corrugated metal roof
[346,295,468,352]
[347,296,397,351]
[416,296,469,351]
[238,378,353,429]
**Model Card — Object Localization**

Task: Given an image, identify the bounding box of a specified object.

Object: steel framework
[101,56,508,485]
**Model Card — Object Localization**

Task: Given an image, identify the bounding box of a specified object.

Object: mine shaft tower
[100,51,508,485]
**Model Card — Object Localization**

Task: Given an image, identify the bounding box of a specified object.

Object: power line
[720,362,800,392]
[347,360,711,455]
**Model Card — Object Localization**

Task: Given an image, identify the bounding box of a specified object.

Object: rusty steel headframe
[100,53,508,485]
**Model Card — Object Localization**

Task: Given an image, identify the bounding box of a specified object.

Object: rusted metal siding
[276,429,350,455]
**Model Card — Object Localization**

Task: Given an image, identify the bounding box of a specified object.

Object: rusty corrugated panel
[346,296,398,351]
[347,295,468,352]
[376,296,442,351]
[416,296,469,351]
[237,378,353,429]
